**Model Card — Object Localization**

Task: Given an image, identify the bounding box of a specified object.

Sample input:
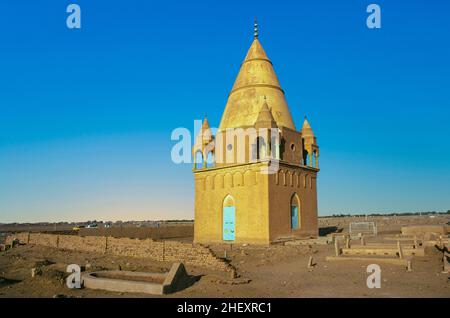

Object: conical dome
[219,35,296,131]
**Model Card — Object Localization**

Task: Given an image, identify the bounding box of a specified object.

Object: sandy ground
[0,215,449,298]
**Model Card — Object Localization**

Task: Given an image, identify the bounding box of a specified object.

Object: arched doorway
[223,194,235,241]
[290,193,300,230]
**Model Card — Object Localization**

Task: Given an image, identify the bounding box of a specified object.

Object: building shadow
[0,277,21,288]
[319,226,341,236]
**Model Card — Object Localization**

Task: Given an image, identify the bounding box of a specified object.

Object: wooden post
[308,256,314,268]
[414,236,418,249]
[346,236,350,249]
[361,236,365,246]
[334,239,340,256]
[104,236,108,254]
[397,241,404,259]
[407,259,412,272]
[162,241,165,262]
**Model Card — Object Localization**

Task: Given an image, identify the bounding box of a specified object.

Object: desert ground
[0,215,449,298]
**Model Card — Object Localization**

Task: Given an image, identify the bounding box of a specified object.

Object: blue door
[223,206,235,241]
[291,206,299,229]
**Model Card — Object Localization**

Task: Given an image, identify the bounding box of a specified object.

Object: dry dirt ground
[0,216,449,298]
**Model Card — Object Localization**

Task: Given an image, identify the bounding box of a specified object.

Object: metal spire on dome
[254,18,259,38]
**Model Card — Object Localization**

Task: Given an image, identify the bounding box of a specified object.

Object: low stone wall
[8,232,232,273]
[78,225,193,240]
[401,225,447,236]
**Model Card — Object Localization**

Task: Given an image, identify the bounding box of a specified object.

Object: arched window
[312,151,317,168]
[303,150,309,166]
[290,193,300,230]
[206,151,214,168]
[223,194,236,241]
[256,136,266,160]
[195,151,203,169]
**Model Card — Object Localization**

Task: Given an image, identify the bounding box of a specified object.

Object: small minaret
[254,98,278,129]
[193,116,214,169]
[302,117,319,168]
[254,98,280,160]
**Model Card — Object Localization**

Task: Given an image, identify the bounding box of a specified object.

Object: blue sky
[0,0,449,222]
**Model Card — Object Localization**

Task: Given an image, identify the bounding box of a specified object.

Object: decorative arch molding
[214,174,224,189]
[243,169,256,186]
[292,172,298,188]
[224,173,233,188]
[233,171,244,187]
[196,178,205,191]
[286,170,293,186]
[276,169,284,186]
[205,175,214,191]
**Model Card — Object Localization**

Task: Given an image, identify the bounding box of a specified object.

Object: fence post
[162,241,165,262]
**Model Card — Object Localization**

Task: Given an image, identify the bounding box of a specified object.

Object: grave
[82,262,194,295]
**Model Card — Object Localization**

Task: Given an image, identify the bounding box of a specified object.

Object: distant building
[193,22,320,244]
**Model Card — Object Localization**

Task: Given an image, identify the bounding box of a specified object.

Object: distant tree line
[320,210,450,218]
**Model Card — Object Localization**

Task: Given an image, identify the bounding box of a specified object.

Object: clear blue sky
[1,0,449,222]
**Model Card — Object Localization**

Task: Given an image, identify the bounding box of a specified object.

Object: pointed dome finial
[254,18,258,38]
[202,115,210,130]
[302,116,315,138]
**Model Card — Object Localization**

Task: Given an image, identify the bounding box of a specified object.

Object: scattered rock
[217,278,251,285]
[229,269,237,279]
[53,294,76,298]
[31,267,42,278]
[43,269,66,284]
[34,259,53,267]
